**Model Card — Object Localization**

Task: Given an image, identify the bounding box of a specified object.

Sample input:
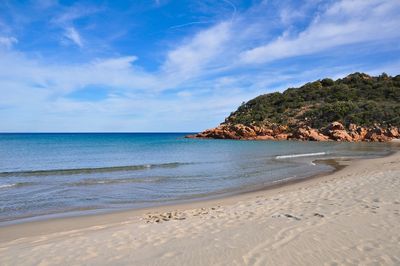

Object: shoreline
[3,144,390,229]
[0,151,393,241]
[1,140,397,229]
[0,153,350,234]
[0,154,341,227]
[1,150,399,265]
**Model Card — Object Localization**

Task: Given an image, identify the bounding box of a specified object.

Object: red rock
[349,132,362,142]
[275,133,290,140]
[188,122,397,142]
[326,122,345,131]
[260,128,274,136]
[330,130,353,142]
[293,126,329,141]
[387,127,399,138]
[254,135,275,140]
[356,127,367,139]
[348,123,357,131]
[323,122,353,141]
[310,131,329,141]
[365,127,392,142]
[228,124,255,138]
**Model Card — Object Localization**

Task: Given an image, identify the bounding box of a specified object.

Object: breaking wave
[69,176,167,186]
[0,182,35,189]
[275,152,327,159]
[0,162,188,177]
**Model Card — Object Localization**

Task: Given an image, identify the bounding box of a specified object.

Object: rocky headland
[187,73,400,142]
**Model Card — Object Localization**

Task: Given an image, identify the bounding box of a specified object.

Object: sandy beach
[1,152,400,265]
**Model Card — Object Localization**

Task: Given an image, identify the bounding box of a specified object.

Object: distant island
[188,73,400,142]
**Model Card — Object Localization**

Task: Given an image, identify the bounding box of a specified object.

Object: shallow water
[0,133,396,224]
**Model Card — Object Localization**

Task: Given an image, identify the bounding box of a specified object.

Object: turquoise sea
[0,133,396,224]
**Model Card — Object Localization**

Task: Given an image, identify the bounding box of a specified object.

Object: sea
[0,133,397,225]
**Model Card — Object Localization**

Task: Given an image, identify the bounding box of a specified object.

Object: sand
[1,152,400,265]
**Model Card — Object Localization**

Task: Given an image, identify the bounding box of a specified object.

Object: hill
[189,73,400,142]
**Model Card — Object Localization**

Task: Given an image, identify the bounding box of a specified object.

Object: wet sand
[1,152,400,265]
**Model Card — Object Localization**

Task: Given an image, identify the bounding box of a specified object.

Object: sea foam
[275,152,326,159]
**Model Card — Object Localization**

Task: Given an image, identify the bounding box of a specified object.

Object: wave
[69,176,167,186]
[272,176,296,183]
[0,184,15,189]
[0,182,35,189]
[275,152,327,159]
[0,162,187,177]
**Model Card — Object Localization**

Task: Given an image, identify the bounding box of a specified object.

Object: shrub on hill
[225,73,400,129]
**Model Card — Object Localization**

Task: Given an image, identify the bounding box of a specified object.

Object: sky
[0,0,399,132]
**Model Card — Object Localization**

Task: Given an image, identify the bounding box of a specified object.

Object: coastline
[0,156,343,240]
[1,150,400,265]
[0,150,358,232]
[189,121,400,142]
[0,152,345,228]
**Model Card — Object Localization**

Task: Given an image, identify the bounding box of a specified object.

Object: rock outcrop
[292,126,329,141]
[186,122,399,142]
[322,122,353,142]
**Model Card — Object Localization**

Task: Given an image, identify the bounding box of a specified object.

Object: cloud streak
[64,27,83,47]
[0,36,17,48]
[240,0,400,64]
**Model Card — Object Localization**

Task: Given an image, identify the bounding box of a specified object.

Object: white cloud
[162,22,231,81]
[64,27,83,47]
[0,36,18,48]
[50,3,103,48]
[52,4,102,25]
[92,56,138,70]
[177,91,192,98]
[0,49,157,96]
[240,0,400,64]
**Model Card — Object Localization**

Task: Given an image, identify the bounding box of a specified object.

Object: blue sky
[0,0,399,132]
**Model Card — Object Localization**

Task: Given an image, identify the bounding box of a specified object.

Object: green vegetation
[225,73,400,129]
